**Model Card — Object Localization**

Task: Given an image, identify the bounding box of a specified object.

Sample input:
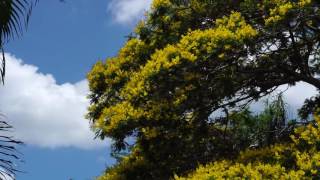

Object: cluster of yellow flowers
[89,12,258,137]
[98,148,147,180]
[87,38,149,133]
[94,101,144,134]
[264,0,312,25]
[87,38,148,93]
[151,0,171,10]
[123,12,257,102]
[176,114,320,179]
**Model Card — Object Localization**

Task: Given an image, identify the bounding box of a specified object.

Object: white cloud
[0,54,109,149]
[211,83,318,119]
[107,0,152,24]
[282,83,318,113]
[251,82,318,118]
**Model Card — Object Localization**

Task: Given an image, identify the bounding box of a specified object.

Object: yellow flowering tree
[87,0,320,179]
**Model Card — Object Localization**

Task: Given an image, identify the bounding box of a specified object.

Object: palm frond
[0,1,35,178]
[0,114,23,179]
[0,0,38,84]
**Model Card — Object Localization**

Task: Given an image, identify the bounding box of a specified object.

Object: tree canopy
[87,0,320,179]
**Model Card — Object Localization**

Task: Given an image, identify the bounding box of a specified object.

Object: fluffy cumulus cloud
[107,0,152,24]
[0,54,108,149]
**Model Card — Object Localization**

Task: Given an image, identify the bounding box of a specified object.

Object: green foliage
[299,94,320,120]
[87,0,320,179]
[226,95,294,151]
[176,113,320,180]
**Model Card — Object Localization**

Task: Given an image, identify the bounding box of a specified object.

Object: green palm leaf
[0,1,37,179]
[0,0,38,84]
[0,115,23,179]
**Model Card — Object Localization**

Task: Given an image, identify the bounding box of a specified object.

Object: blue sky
[0,0,317,179]
[1,0,151,179]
